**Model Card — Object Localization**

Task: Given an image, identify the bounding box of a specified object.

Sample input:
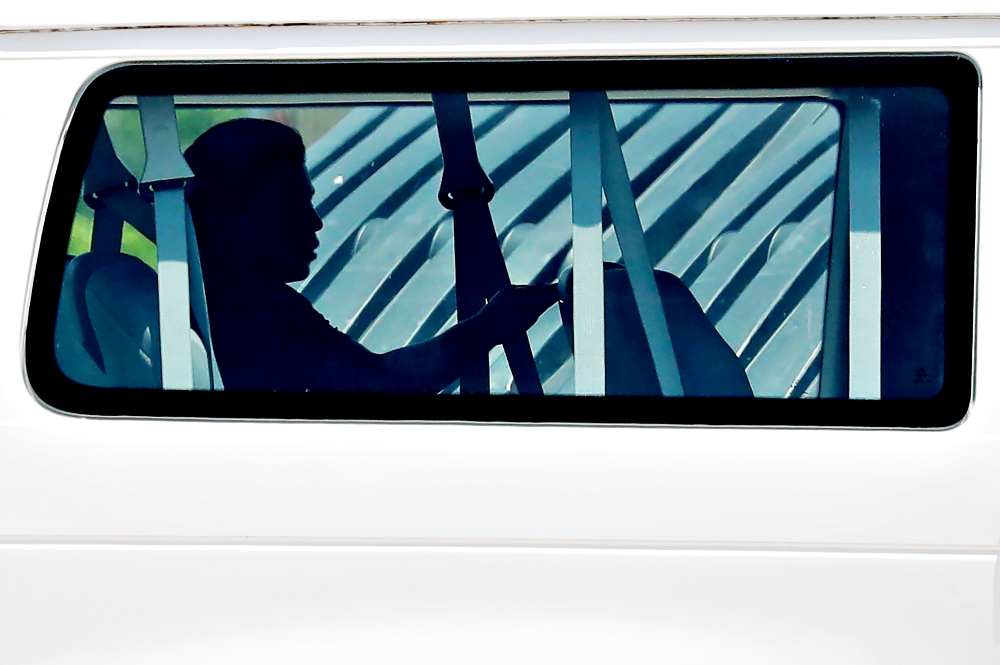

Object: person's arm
[315,283,559,394]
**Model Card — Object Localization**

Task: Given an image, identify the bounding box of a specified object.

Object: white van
[1,5,998,664]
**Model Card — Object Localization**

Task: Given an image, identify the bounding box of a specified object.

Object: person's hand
[478,283,560,344]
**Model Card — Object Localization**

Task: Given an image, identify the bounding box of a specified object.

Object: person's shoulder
[274,284,344,333]
[217,279,342,337]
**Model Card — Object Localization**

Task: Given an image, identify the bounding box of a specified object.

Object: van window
[25,57,978,426]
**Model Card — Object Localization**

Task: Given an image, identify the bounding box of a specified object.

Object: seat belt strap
[432,93,544,395]
[186,206,224,390]
[138,96,198,390]
[570,91,684,397]
[568,92,606,396]
[597,92,684,396]
[83,122,135,255]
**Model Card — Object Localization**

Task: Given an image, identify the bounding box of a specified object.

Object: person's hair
[184,117,306,219]
[184,118,307,265]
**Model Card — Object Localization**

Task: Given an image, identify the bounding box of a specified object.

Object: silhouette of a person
[185,118,557,393]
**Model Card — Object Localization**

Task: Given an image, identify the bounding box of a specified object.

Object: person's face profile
[242,161,322,283]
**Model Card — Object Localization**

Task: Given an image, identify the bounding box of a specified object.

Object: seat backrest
[559,263,753,397]
[55,252,210,389]
[54,252,117,386]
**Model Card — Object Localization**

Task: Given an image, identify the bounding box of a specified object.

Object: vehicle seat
[558,263,753,397]
[54,252,210,389]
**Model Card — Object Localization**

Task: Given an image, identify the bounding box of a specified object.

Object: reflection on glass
[56,93,846,398]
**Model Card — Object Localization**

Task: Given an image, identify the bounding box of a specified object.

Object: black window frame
[24,54,980,427]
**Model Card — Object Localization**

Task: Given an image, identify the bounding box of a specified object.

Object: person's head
[185,118,322,283]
